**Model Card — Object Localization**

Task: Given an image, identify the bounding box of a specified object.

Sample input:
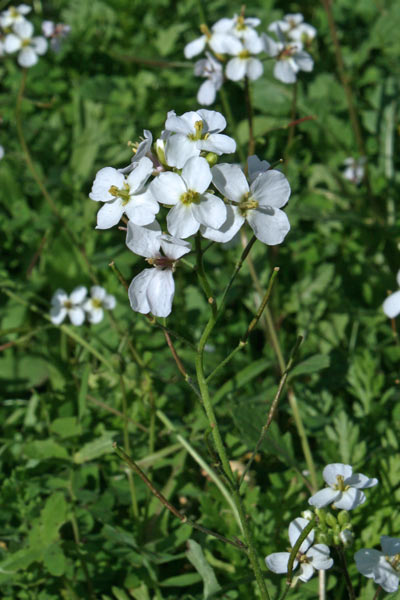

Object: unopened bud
[337,510,350,526]
[205,152,218,167]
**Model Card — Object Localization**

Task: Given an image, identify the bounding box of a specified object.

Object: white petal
[306,545,334,571]
[126,156,153,192]
[383,290,400,318]
[89,167,125,203]
[200,133,236,156]
[90,286,106,301]
[146,269,175,317]
[355,549,382,577]
[50,306,67,325]
[274,60,298,84]
[345,472,378,489]
[191,193,226,229]
[167,203,199,239]
[18,48,38,68]
[396,270,400,287]
[14,19,33,38]
[128,269,154,314]
[262,33,280,57]
[31,36,48,55]
[96,199,124,229]
[184,36,206,58]
[201,204,244,243]
[51,289,68,305]
[103,294,116,310]
[126,221,161,258]
[308,487,340,508]
[226,57,247,81]
[4,33,22,53]
[252,169,291,209]
[381,536,400,556]
[159,234,191,260]
[165,111,200,135]
[246,58,263,81]
[68,307,85,326]
[247,206,290,245]
[212,164,249,202]
[265,552,293,574]
[87,307,104,324]
[354,550,399,592]
[323,463,352,485]
[18,4,32,15]
[197,80,218,106]
[182,156,212,193]
[248,155,271,183]
[165,134,199,169]
[150,171,186,206]
[334,488,366,510]
[298,562,315,582]
[210,32,242,55]
[288,518,314,553]
[124,193,159,226]
[245,34,263,54]
[70,286,88,304]
[295,51,314,72]
[197,109,227,133]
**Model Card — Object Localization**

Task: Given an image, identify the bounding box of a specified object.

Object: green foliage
[0,0,399,598]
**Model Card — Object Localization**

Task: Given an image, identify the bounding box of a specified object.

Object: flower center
[334,475,350,492]
[188,120,204,141]
[180,189,200,205]
[108,182,131,205]
[238,193,258,216]
[278,45,297,60]
[239,49,251,60]
[63,300,73,309]
[22,38,31,47]
[92,298,103,309]
[389,554,400,572]
[10,7,19,18]
[147,256,175,270]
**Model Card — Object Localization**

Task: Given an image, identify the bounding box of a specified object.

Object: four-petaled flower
[164,109,236,168]
[0,3,31,28]
[4,20,48,68]
[265,518,333,582]
[201,162,291,245]
[83,286,116,324]
[126,221,191,318]
[355,536,400,593]
[268,13,316,45]
[50,286,87,326]
[225,34,264,82]
[184,22,241,59]
[308,463,378,510]
[150,156,226,239]
[262,31,313,84]
[89,156,158,229]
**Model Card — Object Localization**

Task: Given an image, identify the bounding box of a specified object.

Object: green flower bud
[205,152,218,167]
[338,510,350,526]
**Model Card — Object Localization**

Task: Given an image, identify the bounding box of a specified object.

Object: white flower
[268,14,317,44]
[262,32,313,84]
[201,162,291,246]
[184,23,242,59]
[164,109,236,169]
[89,156,158,229]
[265,517,333,582]
[342,157,366,184]
[150,156,226,239]
[0,4,31,28]
[41,21,71,52]
[126,221,191,318]
[213,14,261,43]
[225,34,264,82]
[383,270,400,319]
[308,463,378,510]
[50,287,87,326]
[355,536,400,593]
[83,286,116,324]
[194,52,223,106]
[4,20,48,68]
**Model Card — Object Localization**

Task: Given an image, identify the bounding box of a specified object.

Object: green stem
[195,233,217,316]
[120,376,139,518]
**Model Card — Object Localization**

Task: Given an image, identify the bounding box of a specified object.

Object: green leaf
[73,432,115,464]
[213,358,271,404]
[24,439,70,461]
[289,354,330,378]
[186,540,221,599]
[160,573,202,587]
[43,543,66,576]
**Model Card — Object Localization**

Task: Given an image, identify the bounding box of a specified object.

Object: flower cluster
[265,463,378,585]
[89,109,291,318]
[50,286,116,326]
[184,11,316,105]
[41,20,70,52]
[0,3,47,67]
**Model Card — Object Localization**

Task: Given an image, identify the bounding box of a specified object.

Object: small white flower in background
[89,156,158,229]
[225,34,264,82]
[4,20,48,68]
[194,52,223,106]
[164,109,236,169]
[126,221,191,318]
[50,286,87,326]
[308,463,378,510]
[268,14,317,44]
[342,157,366,185]
[0,3,31,28]
[0,145,4,160]
[265,517,333,582]
[355,536,400,593]
[383,270,400,319]
[150,156,226,239]
[41,20,71,52]
[201,161,291,245]
[262,31,313,84]
[83,286,116,324]
[212,14,261,43]
[184,22,242,59]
